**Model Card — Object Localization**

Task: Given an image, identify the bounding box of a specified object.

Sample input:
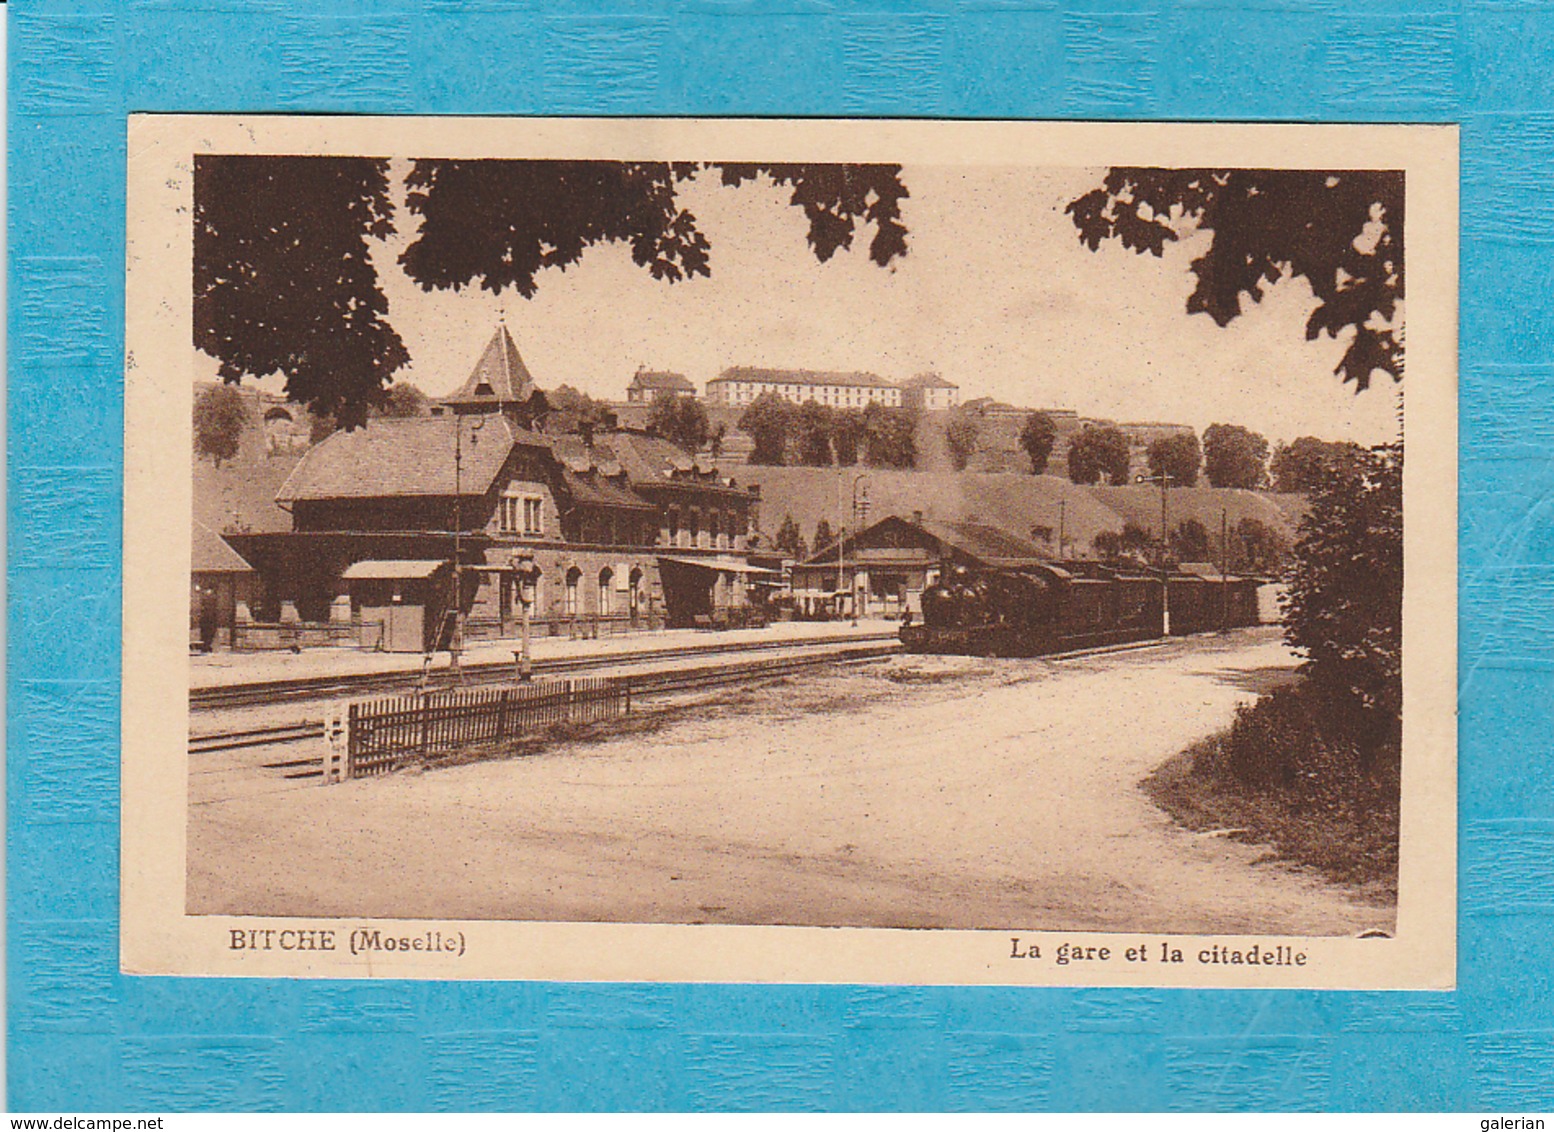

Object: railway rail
[190,639,904,757]
[191,630,900,713]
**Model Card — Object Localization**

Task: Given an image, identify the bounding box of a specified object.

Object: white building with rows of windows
[704,367,908,409]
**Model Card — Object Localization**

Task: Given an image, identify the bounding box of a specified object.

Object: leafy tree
[739,393,795,465]
[1231,517,1292,576]
[1202,423,1270,489]
[795,400,836,466]
[814,519,835,552]
[944,411,979,472]
[646,392,710,454]
[709,422,727,461]
[196,158,910,427]
[1067,424,1130,485]
[193,384,248,467]
[193,156,409,431]
[1147,431,1201,487]
[862,404,918,469]
[1283,444,1402,753]
[1270,436,1365,493]
[1067,169,1404,390]
[1018,411,1058,475]
[774,513,808,560]
[1119,520,1156,560]
[376,382,430,419]
[831,409,865,466]
[1171,518,1210,563]
[545,384,618,439]
[309,413,337,445]
[1092,530,1123,561]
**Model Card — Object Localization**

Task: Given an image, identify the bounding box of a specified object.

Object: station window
[501,488,544,536]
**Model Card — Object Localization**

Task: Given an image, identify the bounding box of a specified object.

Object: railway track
[189,639,904,756]
[191,631,900,713]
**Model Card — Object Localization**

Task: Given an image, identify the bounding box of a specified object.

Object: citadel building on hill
[704,366,909,409]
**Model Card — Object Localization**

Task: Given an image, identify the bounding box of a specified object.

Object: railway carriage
[901,559,1259,657]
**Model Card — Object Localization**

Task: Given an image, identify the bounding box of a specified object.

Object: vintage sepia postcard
[122,115,1456,987]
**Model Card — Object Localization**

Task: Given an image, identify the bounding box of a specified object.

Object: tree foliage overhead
[1018,411,1058,475]
[193,383,248,467]
[1067,424,1130,485]
[193,156,410,431]
[1147,431,1201,487]
[1067,169,1405,390]
[1202,423,1270,489]
[400,160,909,296]
[195,158,910,427]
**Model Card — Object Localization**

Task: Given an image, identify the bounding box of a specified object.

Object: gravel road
[187,628,1394,935]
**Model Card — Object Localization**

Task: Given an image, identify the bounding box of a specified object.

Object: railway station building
[223,325,769,651]
[790,514,1051,620]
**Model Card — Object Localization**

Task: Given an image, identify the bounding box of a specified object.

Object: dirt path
[188,629,1393,935]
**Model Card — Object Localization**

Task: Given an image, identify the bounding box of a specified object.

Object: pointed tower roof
[443,323,537,411]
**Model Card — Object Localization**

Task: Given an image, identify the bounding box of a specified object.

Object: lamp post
[1058,498,1066,560]
[450,412,488,675]
[1135,471,1173,636]
[511,551,540,682]
[850,473,870,625]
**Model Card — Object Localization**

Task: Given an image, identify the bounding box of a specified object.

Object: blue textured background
[9,0,1552,1112]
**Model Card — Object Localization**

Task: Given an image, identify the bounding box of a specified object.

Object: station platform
[189,619,898,691]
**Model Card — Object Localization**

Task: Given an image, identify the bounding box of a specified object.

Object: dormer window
[500,485,544,536]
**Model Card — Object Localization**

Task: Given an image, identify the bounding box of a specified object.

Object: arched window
[565,567,581,616]
[598,567,613,615]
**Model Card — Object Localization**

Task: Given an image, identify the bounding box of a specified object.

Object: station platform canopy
[656,555,780,576]
[341,559,448,580]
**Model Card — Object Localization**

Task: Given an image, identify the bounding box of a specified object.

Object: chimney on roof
[912,509,924,526]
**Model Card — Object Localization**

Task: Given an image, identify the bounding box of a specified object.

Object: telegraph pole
[1136,471,1173,636]
[851,473,869,624]
[450,413,487,676]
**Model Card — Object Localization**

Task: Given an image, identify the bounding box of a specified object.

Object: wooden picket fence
[322,678,630,782]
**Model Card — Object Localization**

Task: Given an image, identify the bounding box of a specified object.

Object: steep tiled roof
[917,518,1050,565]
[443,325,536,407]
[277,416,543,501]
[711,366,897,390]
[192,520,255,573]
[628,370,694,393]
[557,467,657,511]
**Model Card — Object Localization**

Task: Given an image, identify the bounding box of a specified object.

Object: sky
[199,161,1402,447]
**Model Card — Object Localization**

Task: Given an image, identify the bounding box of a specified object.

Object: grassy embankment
[1143,678,1401,900]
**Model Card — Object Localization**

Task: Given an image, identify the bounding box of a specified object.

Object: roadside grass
[1142,681,1400,902]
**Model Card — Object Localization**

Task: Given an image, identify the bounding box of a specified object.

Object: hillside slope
[740,465,1304,558]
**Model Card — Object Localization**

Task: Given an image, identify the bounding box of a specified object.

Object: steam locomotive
[900,561,1261,657]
